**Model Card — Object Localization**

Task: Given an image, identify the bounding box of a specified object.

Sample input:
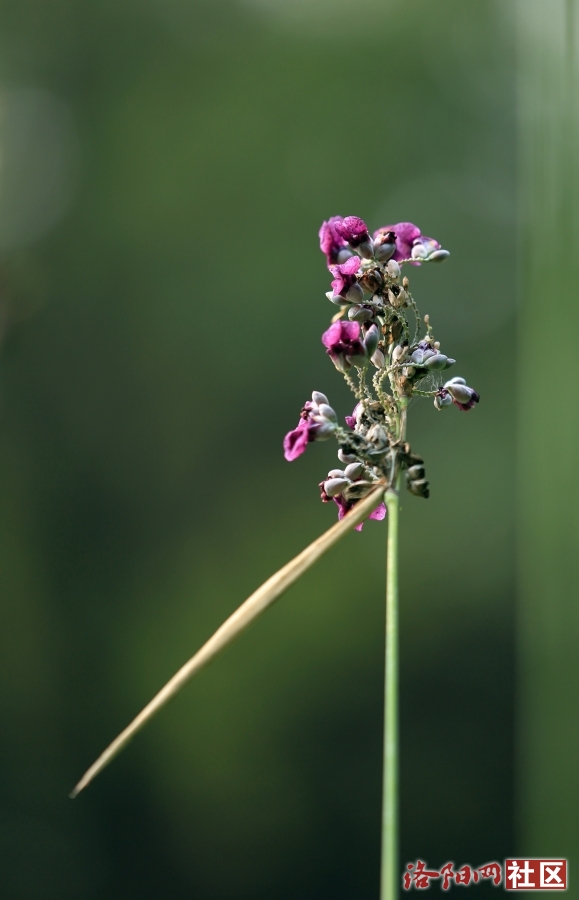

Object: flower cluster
[284,215,479,529]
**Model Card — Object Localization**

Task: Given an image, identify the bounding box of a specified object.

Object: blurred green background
[0,1,519,897]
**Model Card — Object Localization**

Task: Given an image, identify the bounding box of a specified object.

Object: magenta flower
[319,216,352,267]
[329,255,362,299]
[321,320,367,372]
[335,215,371,247]
[283,392,337,461]
[335,215,374,259]
[373,222,442,266]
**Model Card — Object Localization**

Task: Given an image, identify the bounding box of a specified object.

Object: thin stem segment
[381,486,400,900]
[70,485,386,798]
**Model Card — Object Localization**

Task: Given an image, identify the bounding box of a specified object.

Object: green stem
[381,484,400,900]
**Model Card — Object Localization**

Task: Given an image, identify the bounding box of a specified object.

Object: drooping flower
[283,391,337,461]
[319,216,352,267]
[373,221,446,266]
[321,320,367,373]
[319,464,387,531]
[437,377,480,412]
[334,496,387,531]
[329,256,362,301]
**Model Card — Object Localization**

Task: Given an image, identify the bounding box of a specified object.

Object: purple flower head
[322,320,366,373]
[440,378,480,412]
[373,222,441,266]
[335,215,371,248]
[319,216,352,267]
[283,392,337,461]
[329,255,361,297]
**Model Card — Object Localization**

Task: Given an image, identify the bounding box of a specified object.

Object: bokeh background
[0,1,521,897]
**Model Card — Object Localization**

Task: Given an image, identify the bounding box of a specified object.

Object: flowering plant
[285,214,477,531]
[71,213,478,900]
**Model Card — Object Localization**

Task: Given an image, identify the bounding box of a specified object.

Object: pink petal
[340,255,362,275]
[390,222,422,244]
[283,421,310,461]
[369,503,387,521]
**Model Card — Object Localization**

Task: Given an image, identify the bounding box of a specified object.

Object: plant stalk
[381,485,400,900]
[70,484,386,798]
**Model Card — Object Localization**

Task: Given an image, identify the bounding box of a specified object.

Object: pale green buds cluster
[309,392,338,438]
[409,346,455,371]
[322,462,377,502]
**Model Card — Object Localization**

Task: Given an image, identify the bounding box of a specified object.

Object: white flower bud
[428,249,450,262]
[423,353,448,370]
[324,478,350,497]
[345,282,364,304]
[326,291,347,306]
[344,462,364,480]
[338,449,357,464]
[386,259,401,279]
[313,421,335,439]
[357,239,374,259]
[445,382,472,404]
[312,391,329,406]
[392,344,407,364]
[375,241,395,262]
[348,304,373,322]
[371,348,385,369]
[411,243,429,260]
[364,324,379,356]
[317,403,337,422]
